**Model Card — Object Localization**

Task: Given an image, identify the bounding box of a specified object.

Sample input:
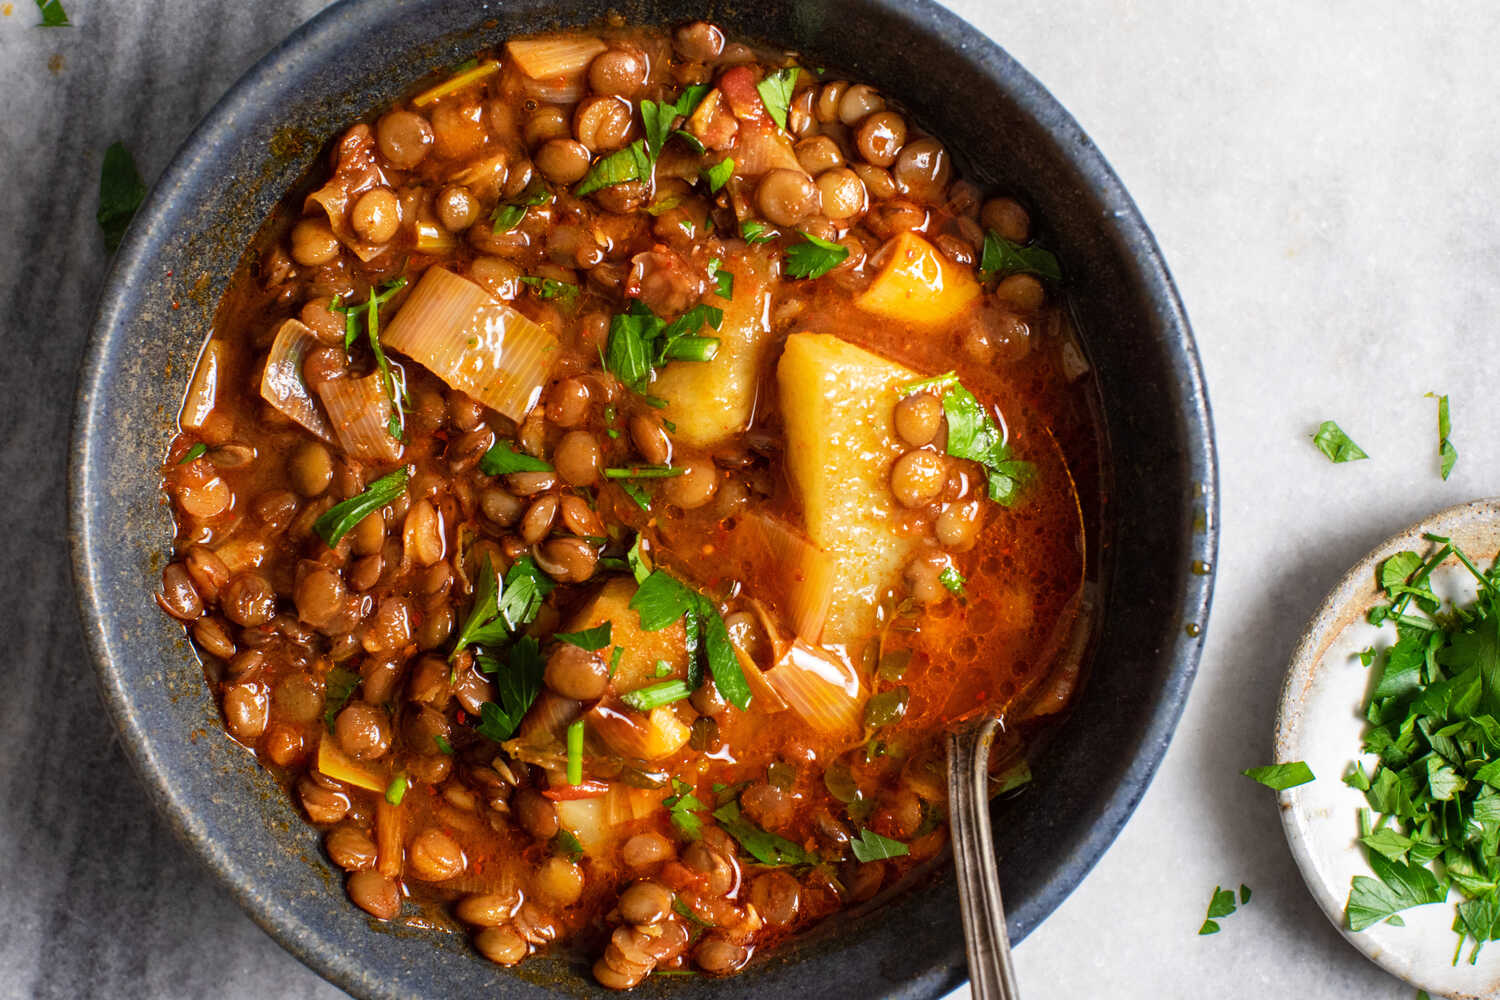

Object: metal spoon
[946,715,1021,1000]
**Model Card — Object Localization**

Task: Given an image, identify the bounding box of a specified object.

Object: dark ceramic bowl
[70,1,1217,997]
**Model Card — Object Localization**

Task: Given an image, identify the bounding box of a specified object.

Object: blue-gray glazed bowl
[70,1,1217,997]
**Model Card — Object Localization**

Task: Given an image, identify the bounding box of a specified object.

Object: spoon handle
[946,717,1021,1000]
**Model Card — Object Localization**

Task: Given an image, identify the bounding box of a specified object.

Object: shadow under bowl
[69,1,1217,997]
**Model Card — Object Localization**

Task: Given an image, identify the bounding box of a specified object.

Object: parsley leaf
[490,182,550,231]
[784,231,848,279]
[665,778,708,840]
[322,667,360,732]
[551,829,584,862]
[1197,885,1238,935]
[1345,854,1446,931]
[850,828,909,862]
[939,566,966,598]
[98,142,146,252]
[754,68,800,131]
[603,300,722,394]
[939,383,1035,506]
[713,800,815,866]
[479,440,552,476]
[1431,393,1458,480]
[706,258,733,298]
[628,569,749,709]
[520,275,579,303]
[576,139,654,197]
[556,622,612,651]
[978,230,1062,281]
[1312,420,1369,463]
[1241,761,1316,790]
[35,0,69,26]
[741,220,777,244]
[496,555,555,632]
[331,278,409,438]
[702,157,734,193]
[312,467,409,547]
[384,772,408,805]
[475,635,545,743]
[177,443,207,465]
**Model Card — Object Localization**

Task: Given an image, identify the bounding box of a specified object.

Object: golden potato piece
[855,231,980,325]
[777,332,921,644]
[652,249,774,448]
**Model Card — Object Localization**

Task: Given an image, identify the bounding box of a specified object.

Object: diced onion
[415,220,459,253]
[555,785,664,857]
[762,640,864,738]
[181,337,225,431]
[586,702,691,760]
[316,734,385,793]
[260,319,336,442]
[314,371,404,464]
[747,513,832,642]
[728,119,804,177]
[412,60,501,108]
[381,266,558,421]
[506,37,605,103]
[605,785,666,827]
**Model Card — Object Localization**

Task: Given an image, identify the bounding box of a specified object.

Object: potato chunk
[652,249,774,447]
[855,231,980,325]
[776,333,921,644]
[565,577,687,694]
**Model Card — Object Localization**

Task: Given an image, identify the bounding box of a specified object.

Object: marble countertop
[3,1,1495,997]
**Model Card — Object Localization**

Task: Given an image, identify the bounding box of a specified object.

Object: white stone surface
[4,1,1498,998]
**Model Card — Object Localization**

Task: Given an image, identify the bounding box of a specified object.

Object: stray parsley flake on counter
[1241,761,1315,790]
[1197,884,1247,936]
[312,467,409,547]
[1430,392,1458,480]
[35,0,69,26]
[1338,537,1500,960]
[98,142,146,252]
[1311,420,1369,463]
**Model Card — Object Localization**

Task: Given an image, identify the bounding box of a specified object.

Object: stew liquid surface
[155,19,1100,987]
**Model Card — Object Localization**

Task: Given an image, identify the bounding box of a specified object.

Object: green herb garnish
[98,142,145,252]
[714,800,815,866]
[1198,885,1240,935]
[850,828,909,862]
[1430,393,1458,481]
[566,718,585,785]
[640,85,711,159]
[312,467,409,547]
[35,0,69,25]
[1241,761,1316,790]
[1312,420,1369,463]
[576,140,653,198]
[706,258,733,299]
[604,300,723,394]
[451,554,555,660]
[621,679,693,711]
[941,383,1034,505]
[665,778,708,839]
[741,220,777,244]
[604,465,687,479]
[556,622,612,651]
[754,68,800,131]
[177,443,208,465]
[551,829,584,862]
[474,635,545,743]
[490,183,551,231]
[332,278,409,438]
[520,275,579,303]
[433,733,454,755]
[479,440,553,476]
[939,566,966,598]
[322,667,360,732]
[978,230,1062,281]
[702,157,734,193]
[629,569,751,709]
[784,231,848,279]
[385,772,408,806]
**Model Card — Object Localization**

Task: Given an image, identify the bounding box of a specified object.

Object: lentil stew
[155,20,1101,988]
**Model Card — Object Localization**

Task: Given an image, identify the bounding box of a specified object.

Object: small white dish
[1275,499,1500,1000]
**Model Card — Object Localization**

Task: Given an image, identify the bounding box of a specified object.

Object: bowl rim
[68,0,1218,996]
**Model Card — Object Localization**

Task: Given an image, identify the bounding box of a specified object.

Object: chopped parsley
[479,440,552,476]
[702,157,734,193]
[475,635,545,743]
[706,258,733,299]
[98,142,145,252]
[629,569,750,709]
[177,442,208,465]
[849,828,909,862]
[939,566,966,598]
[665,778,708,839]
[754,68,800,131]
[740,220,777,244]
[1311,420,1369,463]
[713,799,815,866]
[618,480,652,511]
[1197,885,1242,935]
[1241,761,1315,790]
[1431,393,1458,480]
[576,140,653,197]
[604,300,723,394]
[332,278,409,438]
[939,382,1035,505]
[312,467,409,547]
[784,231,848,279]
[490,182,551,231]
[640,85,711,159]
[555,622,612,651]
[433,733,454,755]
[451,554,555,660]
[520,275,579,303]
[35,0,69,25]
[384,772,408,806]
[1338,537,1500,960]
[322,667,360,732]
[978,230,1062,281]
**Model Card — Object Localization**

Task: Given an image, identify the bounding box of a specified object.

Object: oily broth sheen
[161,21,1100,984]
